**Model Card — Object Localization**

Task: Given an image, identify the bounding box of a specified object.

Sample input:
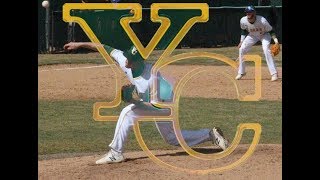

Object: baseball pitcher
[64,42,229,164]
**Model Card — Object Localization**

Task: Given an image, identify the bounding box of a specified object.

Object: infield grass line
[38,64,115,72]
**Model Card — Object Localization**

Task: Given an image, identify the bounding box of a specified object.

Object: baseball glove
[270,43,280,57]
[121,84,141,103]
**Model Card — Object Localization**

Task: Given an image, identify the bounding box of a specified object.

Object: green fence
[38,1,282,52]
[212,0,282,6]
[51,0,282,7]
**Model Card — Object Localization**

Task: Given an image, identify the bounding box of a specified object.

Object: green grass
[38,45,282,66]
[39,98,281,155]
[38,53,106,66]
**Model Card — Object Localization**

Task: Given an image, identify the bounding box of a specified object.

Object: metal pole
[51,9,54,52]
[68,10,75,42]
[44,1,50,53]
[72,22,75,42]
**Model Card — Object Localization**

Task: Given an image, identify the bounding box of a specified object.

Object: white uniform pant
[238,33,277,76]
[109,104,211,153]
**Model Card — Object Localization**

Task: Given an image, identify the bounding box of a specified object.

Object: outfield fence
[38,1,282,53]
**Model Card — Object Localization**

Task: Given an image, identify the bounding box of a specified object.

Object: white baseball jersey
[109,49,135,84]
[240,15,273,37]
[132,63,153,95]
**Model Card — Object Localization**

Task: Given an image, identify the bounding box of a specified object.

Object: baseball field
[38,46,282,179]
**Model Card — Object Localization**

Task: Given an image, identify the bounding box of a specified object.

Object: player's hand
[237,42,242,49]
[63,42,81,51]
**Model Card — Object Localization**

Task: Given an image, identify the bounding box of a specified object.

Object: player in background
[64,42,229,164]
[236,5,280,81]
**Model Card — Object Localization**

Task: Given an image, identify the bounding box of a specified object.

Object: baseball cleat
[271,73,278,81]
[210,127,229,150]
[235,73,246,80]
[95,149,124,164]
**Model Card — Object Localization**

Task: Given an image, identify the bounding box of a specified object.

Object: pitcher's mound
[39,144,281,179]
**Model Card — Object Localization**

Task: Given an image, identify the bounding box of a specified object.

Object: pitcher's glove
[121,84,141,103]
[270,43,280,57]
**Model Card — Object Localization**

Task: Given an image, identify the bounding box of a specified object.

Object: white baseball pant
[109,104,212,153]
[238,33,277,76]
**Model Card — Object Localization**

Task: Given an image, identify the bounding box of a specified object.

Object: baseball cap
[245,5,255,13]
[123,45,144,63]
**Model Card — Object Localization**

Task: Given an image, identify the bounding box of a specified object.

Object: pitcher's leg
[155,122,211,147]
[129,106,213,147]
[109,104,136,153]
[109,104,171,152]
[96,104,136,164]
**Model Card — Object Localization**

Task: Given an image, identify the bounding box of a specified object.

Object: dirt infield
[38,144,281,180]
[38,64,282,101]
[38,64,282,179]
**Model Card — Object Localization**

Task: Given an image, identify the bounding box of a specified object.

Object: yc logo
[63,3,262,174]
